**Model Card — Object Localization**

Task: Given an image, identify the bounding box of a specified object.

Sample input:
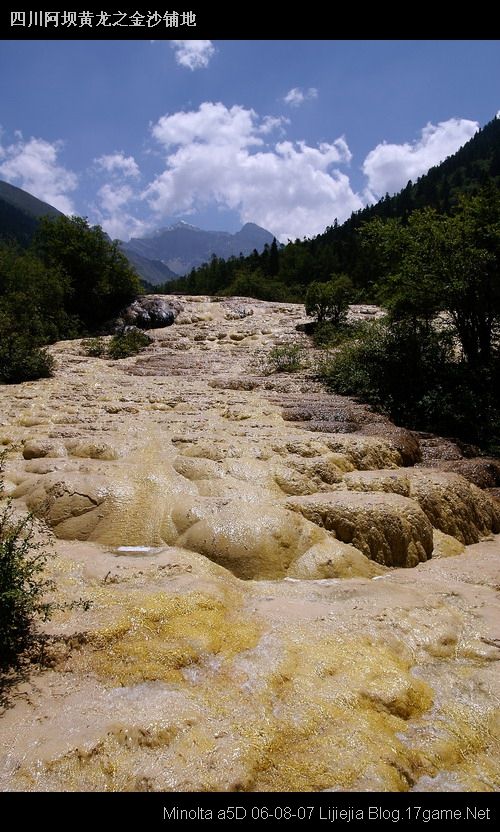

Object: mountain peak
[124,219,274,277]
[170,220,201,231]
[240,222,266,231]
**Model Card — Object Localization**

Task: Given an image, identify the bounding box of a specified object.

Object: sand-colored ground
[0,296,499,792]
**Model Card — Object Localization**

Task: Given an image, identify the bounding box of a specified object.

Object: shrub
[317,319,500,450]
[263,343,304,374]
[311,320,367,349]
[0,454,53,681]
[318,320,455,421]
[107,328,152,359]
[305,274,353,325]
[81,337,106,358]
[0,335,54,384]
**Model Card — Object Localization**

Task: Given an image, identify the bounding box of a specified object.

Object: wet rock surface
[0,295,499,792]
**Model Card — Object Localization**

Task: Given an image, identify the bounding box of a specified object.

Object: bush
[107,329,152,359]
[318,320,455,421]
[305,274,353,325]
[81,337,106,358]
[263,343,304,374]
[317,319,500,450]
[0,335,54,384]
[0,454,53,680]
[311,320,367,349]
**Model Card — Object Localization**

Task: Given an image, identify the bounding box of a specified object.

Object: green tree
[305,274,353,325]
[362,188,500,367]
[0,242,74,342]
[0,242,70,382]
[268,238,280,276]
[0,453,54,680]
[34,216,141,330]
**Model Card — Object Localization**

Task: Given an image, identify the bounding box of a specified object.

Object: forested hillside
[0,180,62,248]
[0,216,141,383]
[164,116,500,301]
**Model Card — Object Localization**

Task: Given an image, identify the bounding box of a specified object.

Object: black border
[2,7,499,39]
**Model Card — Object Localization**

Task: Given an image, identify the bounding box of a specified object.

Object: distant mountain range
[167,114,500,298]
[122,221,275,280]
[0,179,275,286]
[118,246,177,285]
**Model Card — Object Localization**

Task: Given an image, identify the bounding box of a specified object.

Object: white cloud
[152,102,262,149]
[0,135,77,213]
[95,152,139,178]
[363,118,479,199]
[93,180,152,240]
[144,102,360,240]
[97,183,134,214]
[98,211,151,242]
[170,40,215,70]
[92,152,146,239]
[283,87,318,107]
[92,169,152,240]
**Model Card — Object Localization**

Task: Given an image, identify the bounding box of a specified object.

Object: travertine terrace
[0,296,499,792]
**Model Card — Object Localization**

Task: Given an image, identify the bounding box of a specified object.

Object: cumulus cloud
[170,40,215,70]
[283,87,318,107]
[363,118,479,199]
[91,150,149,239]
[95,152,139,178]
[0,135,77,213]
[144,102,360,240]
[93,182,151,240]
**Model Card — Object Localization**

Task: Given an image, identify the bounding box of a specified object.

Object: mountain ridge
[164,114,500,298]
[123,220,275,278]
[0,180,62,247]
[0,179,275,286]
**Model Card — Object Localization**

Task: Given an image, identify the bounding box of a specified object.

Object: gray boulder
[119,296,183,330]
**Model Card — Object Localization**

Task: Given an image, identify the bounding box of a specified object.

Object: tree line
[0,215,141,383]
[162,116,500,302]
[315,186,500,452]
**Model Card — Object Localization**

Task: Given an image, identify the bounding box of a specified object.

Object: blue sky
[0,40,499,241]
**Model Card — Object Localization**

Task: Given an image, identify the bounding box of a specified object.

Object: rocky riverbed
[0,296,499,792]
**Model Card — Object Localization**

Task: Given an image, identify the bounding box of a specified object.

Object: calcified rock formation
[0,296,499,792]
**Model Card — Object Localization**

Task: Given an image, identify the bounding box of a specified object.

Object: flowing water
[0,296,499,792]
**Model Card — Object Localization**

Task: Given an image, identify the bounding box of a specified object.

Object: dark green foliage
[162,115,500,302]
[0,242,76,343]
[363,187,500,368]
[0,454,54,679]
[318,184,500,451]
[0,216,142,384]
[163,260,301,303]
[311,319,366,349]
[0,334,54,384]
[263,343,304,374]
[34,216,141,330]
[107,329,152,359]
[319,320,500,452]
[319,320,453,421]
[305,274,353,325]
[81,337,106,358]
[221,268,299,302]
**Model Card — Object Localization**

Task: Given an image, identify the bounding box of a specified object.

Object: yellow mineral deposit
[0,296,499,792]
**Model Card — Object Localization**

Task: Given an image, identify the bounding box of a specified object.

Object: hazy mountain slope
[119,245,178,285]
[125,221,274,275]
[0,180,62,247]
